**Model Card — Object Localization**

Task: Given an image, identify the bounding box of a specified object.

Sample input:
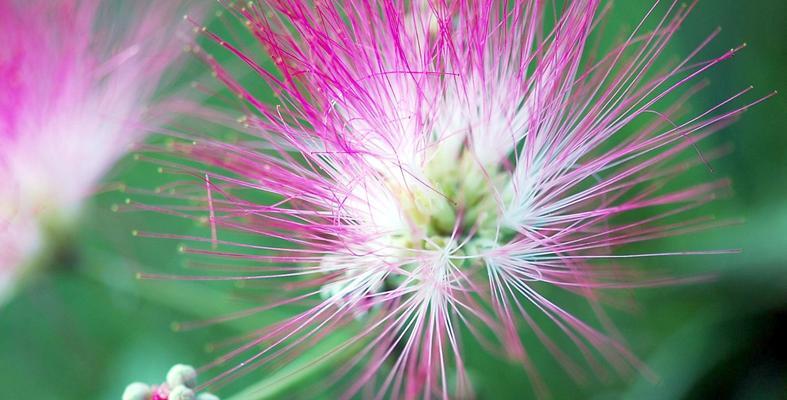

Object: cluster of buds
[122,364,218,400]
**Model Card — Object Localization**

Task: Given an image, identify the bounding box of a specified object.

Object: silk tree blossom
[0,0,188,301]
[134,0,771,398]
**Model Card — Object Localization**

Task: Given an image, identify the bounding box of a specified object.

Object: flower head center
[391,148,514,253]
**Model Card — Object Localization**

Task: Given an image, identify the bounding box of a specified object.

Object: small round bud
[197,393,220,400]
[167,364,198,389]
[122,382,151,400]
[169,386,196,400]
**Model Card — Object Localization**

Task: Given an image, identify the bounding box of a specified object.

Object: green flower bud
[169,385,196,400]
[166,364,198,389]
[122,382,151,400]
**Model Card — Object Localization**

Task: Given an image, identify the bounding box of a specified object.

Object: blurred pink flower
[0,0,187,299]
[139,0,770,398]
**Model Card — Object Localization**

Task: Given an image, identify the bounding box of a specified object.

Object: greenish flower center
[393,149,516,255]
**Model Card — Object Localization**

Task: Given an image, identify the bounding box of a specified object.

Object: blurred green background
[1,1,785,399]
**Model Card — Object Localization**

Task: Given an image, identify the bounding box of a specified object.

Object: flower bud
[169,385,196,400]
[166,364,198,389]
[122,382,151,400]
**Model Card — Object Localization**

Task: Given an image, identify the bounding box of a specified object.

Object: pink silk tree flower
[0,0,188,301]
[135,0,772,398]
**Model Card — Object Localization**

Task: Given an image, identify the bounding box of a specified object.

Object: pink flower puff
[135,0,772,398]
[0,0,189,300]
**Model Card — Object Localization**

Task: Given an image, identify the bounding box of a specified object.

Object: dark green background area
[1,1,785,399]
